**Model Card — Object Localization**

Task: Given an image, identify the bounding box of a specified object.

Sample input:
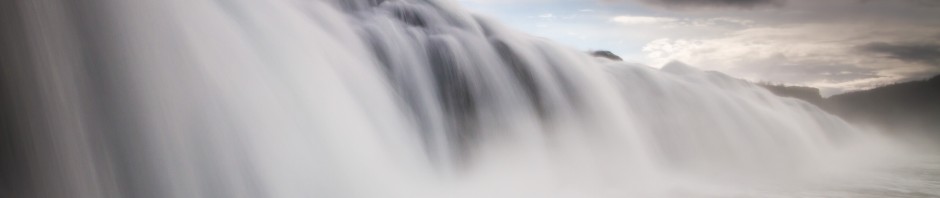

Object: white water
[14,0,938,197]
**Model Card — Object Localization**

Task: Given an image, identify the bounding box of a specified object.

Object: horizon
[458,0,940,96]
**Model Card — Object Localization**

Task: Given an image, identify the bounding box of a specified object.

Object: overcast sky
[457,0,940,96]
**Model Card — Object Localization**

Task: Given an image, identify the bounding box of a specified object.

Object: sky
[457,0,940,96]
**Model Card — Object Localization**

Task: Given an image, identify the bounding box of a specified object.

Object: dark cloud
[634,0,786,9]
[856,42,940,67]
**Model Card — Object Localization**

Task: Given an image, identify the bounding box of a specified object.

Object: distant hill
[824,76,940,137]
[759,76,940,137]
[589,50,938,137]
[758,83,824,105]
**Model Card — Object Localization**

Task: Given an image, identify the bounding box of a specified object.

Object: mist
[1,0,938,197]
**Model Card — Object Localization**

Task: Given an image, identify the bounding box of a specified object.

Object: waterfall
[0,0,903,197]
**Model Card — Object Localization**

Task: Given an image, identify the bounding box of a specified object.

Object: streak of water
[1,0,933,197]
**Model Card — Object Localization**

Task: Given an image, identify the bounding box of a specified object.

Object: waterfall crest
[1,0,896,197]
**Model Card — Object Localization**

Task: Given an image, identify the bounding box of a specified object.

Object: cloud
[458,0,940,94]
[609,15,677,25]
[609,15,753,28]
[629,0,786,9]
[641,24,940,94]
[856,42,940,67]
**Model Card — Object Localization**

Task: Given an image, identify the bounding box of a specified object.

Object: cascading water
[1,0,936,197]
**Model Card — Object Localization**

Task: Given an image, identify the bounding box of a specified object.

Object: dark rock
[590,50,623,61]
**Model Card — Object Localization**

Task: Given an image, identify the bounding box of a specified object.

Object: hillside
[589,50,937,137]
[758,83,824,105]
[759,76,940,137]
[824,76,940,137]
